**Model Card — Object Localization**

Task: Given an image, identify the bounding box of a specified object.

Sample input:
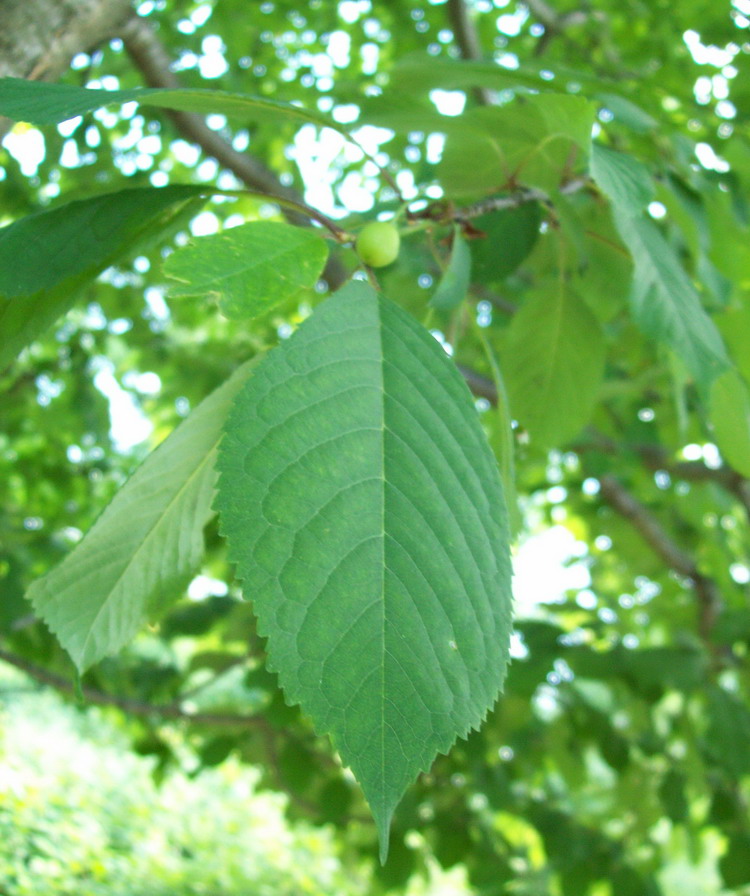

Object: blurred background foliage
[1,0,750,893]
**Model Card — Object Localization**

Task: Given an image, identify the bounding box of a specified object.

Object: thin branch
[457,176,590,219]
[119,14,350,289]
[0,647,266,728]
[445,0,494,105]
[580,429,750,521]
[598,475,724,640]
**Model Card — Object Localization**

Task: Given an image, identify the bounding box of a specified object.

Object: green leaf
[0,185,206,369]
[0,76,336,131]
[573,203,632,321]
[439,95,595,196]
[215,280,512,860]
[164,221,329,319]
[26,359,257,672]
[430,229,471,311]
[705,685,750,778]
[390,53,605,94]
[716,305,750,385]
[708,370,750,477]
[719,833,750,888]
[613,213,731,388]
[469,202,542,284]
[591,144,654,217]
[502,284,606,446]
[594,93,658,133]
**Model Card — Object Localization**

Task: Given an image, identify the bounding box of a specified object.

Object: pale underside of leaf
[164,221,329,319]
[26,360,257,672]
[216,281,512,860]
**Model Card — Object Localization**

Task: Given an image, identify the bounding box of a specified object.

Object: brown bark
[0,0,133,138]
[0,0,132,80]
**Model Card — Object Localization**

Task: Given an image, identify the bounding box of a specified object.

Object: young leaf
[430,229,471,311]
[215,280,512,860]
[26,359,257,672]
[164,221,329,319]
[0,185,206,369]
[502,284,606,446]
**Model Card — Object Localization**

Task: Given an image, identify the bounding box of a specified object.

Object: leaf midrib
[75,435,219,666]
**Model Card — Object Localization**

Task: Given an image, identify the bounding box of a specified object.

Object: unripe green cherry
[355,221,400,268]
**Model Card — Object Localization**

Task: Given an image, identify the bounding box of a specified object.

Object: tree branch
[597,475,724,640]
[445,0,494,105]
[0,647,266,728]
[119,14,350,289]
[453,364,750,517]
[0,0,133,140]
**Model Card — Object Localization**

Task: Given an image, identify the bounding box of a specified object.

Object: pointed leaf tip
[216,280,513,832]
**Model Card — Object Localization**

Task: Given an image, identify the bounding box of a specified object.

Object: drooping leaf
[0,185,206,369]
[708,369,750,477]
[593,159,731,389]
[215,280,512,860]
[430,228,471,311]
[0,76,336,131]
[502,284,606,446]
[26,359,258,672]
[612,213,731,388]
[591,144,654,217]
[164,221,329,319]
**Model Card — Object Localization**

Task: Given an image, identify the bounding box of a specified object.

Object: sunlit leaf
[27,359,257,672]
[164,221,329,319]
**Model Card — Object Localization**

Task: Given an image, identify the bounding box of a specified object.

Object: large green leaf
[0,185,205,369]
[0,76,336,131]
[26,359,257,672]
[164,221,329,319]
[502,284,606,446]
[215,280,512,859]
[613,213,731,389]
